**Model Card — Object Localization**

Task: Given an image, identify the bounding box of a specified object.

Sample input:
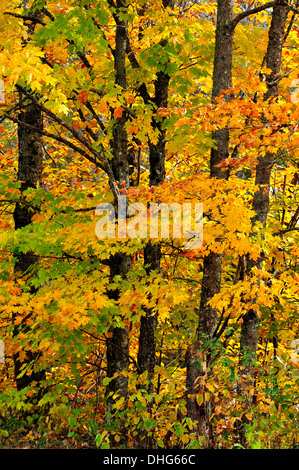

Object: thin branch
[4,11,46,26]
[84,99,106,133]
[229,0,277,32]
[16,84,106,166]
[283,2,299,42]
[42,7,93,71]
[77,108,98,142]
[173,276,201,284]
[288,4,299,14]
[3,106,119,201]
[273,227,299,236]
[42,143,57,165]
[2,111,102,169]
[83,5,115,59]
[126,40,151,104]
[81,329,141,373]
[107,0,117,9]
[214,311,232,340]
[41,7,55,21]
[288,204,299,229]
[75,49,93,70]
[14,6,108,141]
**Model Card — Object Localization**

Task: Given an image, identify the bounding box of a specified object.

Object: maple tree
[0,0,298,450]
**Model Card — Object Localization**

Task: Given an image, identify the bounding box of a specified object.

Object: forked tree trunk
[236,0,289,448]
[240,0,289,373]
[135,1,174,449]
[186,0,234,443]
[137,70,170,385]
[105,0,131,419]
[136,50,170,453]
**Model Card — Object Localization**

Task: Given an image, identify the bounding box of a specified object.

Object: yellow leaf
[206,382,215,393]
[196,394,203,407]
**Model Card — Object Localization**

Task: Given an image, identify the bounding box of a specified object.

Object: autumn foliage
[0,0,298,449]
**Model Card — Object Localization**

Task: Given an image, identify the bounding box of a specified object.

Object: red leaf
[78,90,88,104]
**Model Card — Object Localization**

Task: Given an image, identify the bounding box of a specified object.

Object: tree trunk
[136,3,173,448]
[240,0,289,370]
[13,93,46,400]
[137,71,170,386]
[12,3,46,404]
[106,254,131,413]
[105,1,131,426]
[186,0,235,444]
[237,0,289,448]
[135,67,170,450]
[137,242,160,383]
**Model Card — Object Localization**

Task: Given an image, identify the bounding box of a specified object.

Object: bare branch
[288,4,299,14]
[4,11,46,25]
[3,110,103,168]
[229,0,277,32]
[15,84,106,164]
[273,227,299,236]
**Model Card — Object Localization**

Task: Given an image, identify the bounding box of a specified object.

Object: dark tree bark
[147,70,170,186]
[110,0,130,188]
[13,95,46,397]
[234,1,289,448]
[105,0,132,418]
[210,0,234,179]
[137,242,160,382]
[185,0,290,443]
[134,2,172,389]
[135,1,173,448]
[186,0,235,443]
[12,5,46,403]
[240,0,289,370]
[106,254,131,412]
[137,71,170,387]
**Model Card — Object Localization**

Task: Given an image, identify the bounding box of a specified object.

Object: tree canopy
[0,0,299,450]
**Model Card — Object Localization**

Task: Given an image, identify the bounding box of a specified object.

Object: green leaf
[174,423,183,437]
[103,377,112,386]
[144,419,156,431]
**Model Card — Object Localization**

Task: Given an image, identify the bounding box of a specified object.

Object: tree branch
[229,0,277,32]
[273,227,299,236]
[2,110,102,168]
[126,40,152,105]
[4,11,46,26]
[15,84,105,164]
[4,107,119,200]
[288,4,299,14]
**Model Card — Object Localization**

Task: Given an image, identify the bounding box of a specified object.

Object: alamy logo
[290,339,299,364]
[95,196,203,249]
[0,340,4,364]
[291,79,299,104]
[0,80,5,104]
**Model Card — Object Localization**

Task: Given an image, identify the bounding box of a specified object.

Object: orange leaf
[0,221,11,229]
[127,125,138,135]
[114,106,124,119]
[78,90,88,104]
[72,121,80,130]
